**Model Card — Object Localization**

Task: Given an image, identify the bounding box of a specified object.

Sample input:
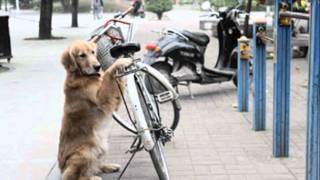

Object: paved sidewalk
[0,10,308,180]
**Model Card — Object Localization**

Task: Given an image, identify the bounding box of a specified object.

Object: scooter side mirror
[201,1,211,11]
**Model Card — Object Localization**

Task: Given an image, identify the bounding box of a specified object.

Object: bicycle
[90,10,181,179]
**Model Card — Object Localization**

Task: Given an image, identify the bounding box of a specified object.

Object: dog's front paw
[89,176,102,180]
[111,58,133,73]
[100,163,121,173]
[116,58,133,68]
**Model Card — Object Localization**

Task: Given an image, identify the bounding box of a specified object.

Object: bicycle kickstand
[117,135,143,180]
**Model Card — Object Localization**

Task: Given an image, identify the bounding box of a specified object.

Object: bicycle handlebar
[113,6,134,19]
[89,15,132,43]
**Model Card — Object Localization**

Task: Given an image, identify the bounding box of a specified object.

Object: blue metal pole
[253,22,266,131]
[306,1,320,179]
[237,39,250,112]
[273,1,292,157]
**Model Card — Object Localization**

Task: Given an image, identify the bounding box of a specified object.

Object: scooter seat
[180,30,210,46]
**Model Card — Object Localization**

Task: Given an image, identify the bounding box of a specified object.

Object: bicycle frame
[126,73,155,150]
[116,17,158,151]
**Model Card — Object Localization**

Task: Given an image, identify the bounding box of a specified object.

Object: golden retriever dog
[58,40,131,180]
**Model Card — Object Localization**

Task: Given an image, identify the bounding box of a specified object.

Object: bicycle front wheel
[150,140,170,180]
[136,77,170,180]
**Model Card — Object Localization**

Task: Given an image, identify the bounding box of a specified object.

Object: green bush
[209,0,238,7]
[209,0,266,11]
[146,0,173,20]
[179,0,194,4]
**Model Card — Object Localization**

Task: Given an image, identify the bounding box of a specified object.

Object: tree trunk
[244,0,252,37]
[39,0,53,39]
[60,0,71,12]
[156,12,162,20]
[71,0,78,27]
[4,0,8,11]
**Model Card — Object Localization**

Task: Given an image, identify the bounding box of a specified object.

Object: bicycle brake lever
[115,65,140,78]
[133,58,141,63]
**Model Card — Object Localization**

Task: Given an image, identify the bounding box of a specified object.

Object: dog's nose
[93,64,101,71]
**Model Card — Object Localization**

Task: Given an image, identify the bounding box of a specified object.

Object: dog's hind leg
[100,163,121,173]
[63,164,102,180]
[89,177,102,180]
[62,150,99,180]
[62,165,80,180]
[78,176,102,180]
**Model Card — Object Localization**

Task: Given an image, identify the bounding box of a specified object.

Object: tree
[145,0,172,20]
[243,0,252,37]
[60,0,71,12]
[71,0,78,27]
[39,0,53,39]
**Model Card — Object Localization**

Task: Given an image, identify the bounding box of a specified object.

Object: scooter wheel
[300,47,308,58]
[232,73,238,87]
[232,69,253,88]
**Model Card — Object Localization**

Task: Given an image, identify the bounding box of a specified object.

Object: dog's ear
[87,41,98,56]
[89,36,100,44]
[61,47,77,72]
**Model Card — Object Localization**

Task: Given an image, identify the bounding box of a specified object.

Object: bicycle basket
[96,35,116,71]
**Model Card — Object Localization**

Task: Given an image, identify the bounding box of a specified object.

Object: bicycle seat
[180,30,210,46]
[110,42,141,58]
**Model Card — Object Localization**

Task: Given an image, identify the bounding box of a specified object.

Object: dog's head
[61,40,101,77]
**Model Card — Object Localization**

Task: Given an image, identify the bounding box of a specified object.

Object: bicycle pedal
[155,91,174,103]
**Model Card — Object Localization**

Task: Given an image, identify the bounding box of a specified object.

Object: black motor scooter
[144,5,247,96]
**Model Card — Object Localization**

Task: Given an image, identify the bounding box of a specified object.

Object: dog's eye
[91,50,95,54]
[79,54,86,58]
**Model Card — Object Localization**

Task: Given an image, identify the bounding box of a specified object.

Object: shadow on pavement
[0,64,11,73]
[178,86,236,100]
